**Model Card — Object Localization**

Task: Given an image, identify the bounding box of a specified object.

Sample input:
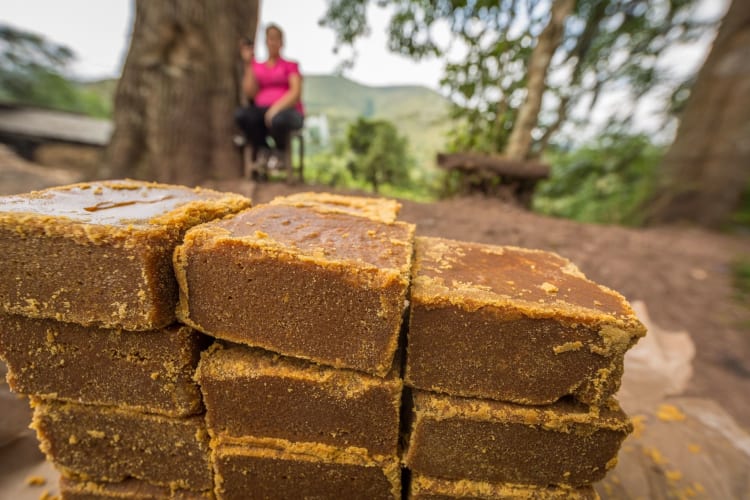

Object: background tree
[648,0,750,228]
[104,0,259,185]
[0,24,108,117]
[505,0,574,160]
[345,117,412,192]
[321,0,709,160]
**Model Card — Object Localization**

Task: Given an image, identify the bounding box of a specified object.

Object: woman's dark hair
[266,23,284,42]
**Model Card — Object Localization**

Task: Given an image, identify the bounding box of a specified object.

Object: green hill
[78,78,118,108]
[304,74,452,169]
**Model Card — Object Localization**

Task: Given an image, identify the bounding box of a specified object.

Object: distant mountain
[304,74,452,168]
[79,78,118,106]
[81,74,452,169]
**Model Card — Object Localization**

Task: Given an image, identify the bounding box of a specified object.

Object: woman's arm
[264,72,302,126]
[242,62,259,99]
[239,43,259,99]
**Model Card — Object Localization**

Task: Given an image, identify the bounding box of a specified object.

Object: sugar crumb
[656,404,686,422]
[540,282,558,294]
[665,470,683,482]
[25,476,46,486]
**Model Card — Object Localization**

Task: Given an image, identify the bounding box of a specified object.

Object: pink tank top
[252,57,304,115]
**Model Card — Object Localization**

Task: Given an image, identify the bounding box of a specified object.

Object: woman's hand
[264,107,280,127]
[264,74,302,126]
[240,43,255,64]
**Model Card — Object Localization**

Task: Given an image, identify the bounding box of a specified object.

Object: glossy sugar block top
[269,191,402,223]
[0,180,250,330]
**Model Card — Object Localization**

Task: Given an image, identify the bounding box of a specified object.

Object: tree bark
[504,0,575,160]
[648,0,750,227]
[103,0,259,185]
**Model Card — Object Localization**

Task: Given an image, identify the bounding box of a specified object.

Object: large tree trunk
[648,0,750,227]
[103,0,259,185]
[504,0,574,160]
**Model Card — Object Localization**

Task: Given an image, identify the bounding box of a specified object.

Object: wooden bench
[437,152,550,206]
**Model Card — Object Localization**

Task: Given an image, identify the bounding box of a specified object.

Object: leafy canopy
[321,0,709,153]
[0,24,109,117]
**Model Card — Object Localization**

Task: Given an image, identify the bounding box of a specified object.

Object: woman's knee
[234,107,251,128]
[270,110,303,134]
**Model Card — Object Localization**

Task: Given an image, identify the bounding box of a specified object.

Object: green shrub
[533,133,664,226]
[732,258,750,304]
[732,180,750,229]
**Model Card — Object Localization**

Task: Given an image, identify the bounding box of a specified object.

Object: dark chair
[242,129,304,184]
[282,129,304,184]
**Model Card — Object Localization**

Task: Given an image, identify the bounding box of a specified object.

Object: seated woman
[235,23,304,168]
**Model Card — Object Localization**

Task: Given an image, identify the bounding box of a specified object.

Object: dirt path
[254,183,750,429]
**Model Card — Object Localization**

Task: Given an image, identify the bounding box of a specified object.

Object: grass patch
[732,258,750,305]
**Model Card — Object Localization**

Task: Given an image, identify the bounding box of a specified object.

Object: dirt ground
[2,151,750,498]
[2,151,749,428]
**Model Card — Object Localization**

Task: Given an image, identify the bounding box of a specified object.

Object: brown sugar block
[212,436,400,500]
[31,398,212,491]
[0,313,207,417]
[269,191,402,222]
[174,203,415,376]
[59,477,213,499]
[0,180,250,330]
[404,391,632,487]
[406,236,646,405]
[409,474,597,499]
[196,342,402,455]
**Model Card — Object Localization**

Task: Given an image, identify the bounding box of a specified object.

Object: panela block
[212,436,400,500]
[174,204,414,376]
[0,180,250,330]
[196,342,402,455]
[404,391,631,487]
[406,236,646,405]
[31,398,212,491]
[0,313,207,417]
[59,477,213,500]
[408,474,597,499]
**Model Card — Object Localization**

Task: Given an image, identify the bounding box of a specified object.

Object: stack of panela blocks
[0,180,251,499]
[175,193,415,499]
[402,236,646,498]
[0,181,646,499]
